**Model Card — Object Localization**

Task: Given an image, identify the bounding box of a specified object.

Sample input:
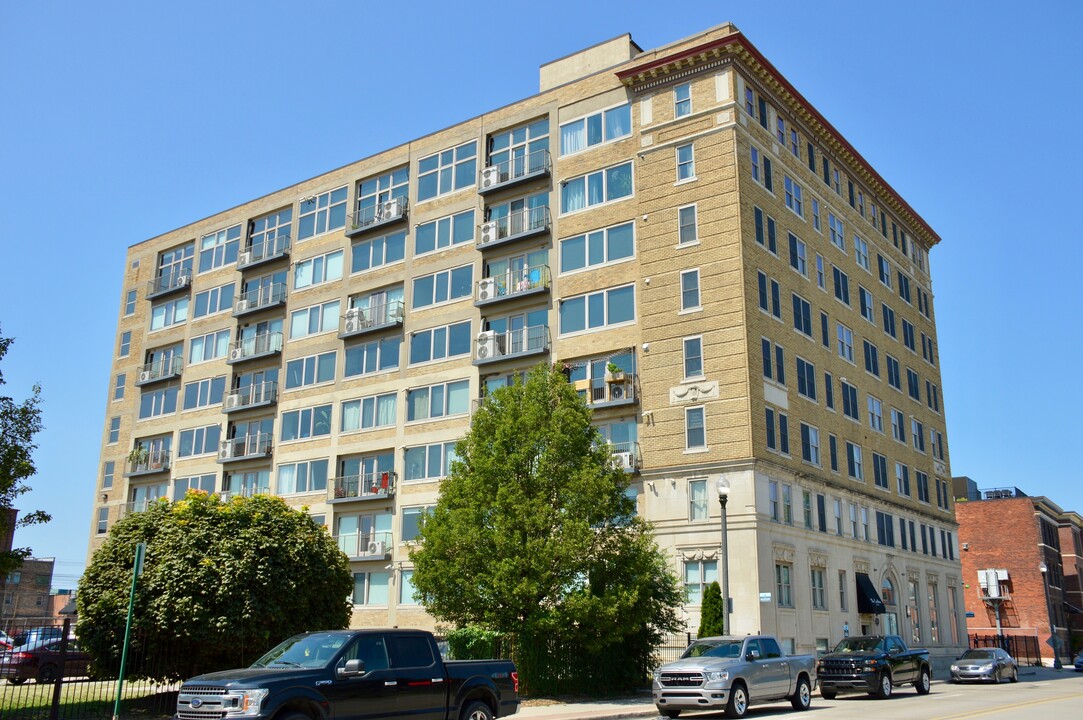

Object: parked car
[11,626,65,648]
[175,629,519,720]
[653,635,818,718]
[1072,650,1083,672]
[817,635,931,699]
[949,647,1018,683]
[0,630,12,651]
[0,637,92,684]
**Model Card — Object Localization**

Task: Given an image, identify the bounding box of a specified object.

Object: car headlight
[652,671,661,683]
[224,689,269,716]
[950,664,959,672]
[978,664,993,672]
[704,670,730,683]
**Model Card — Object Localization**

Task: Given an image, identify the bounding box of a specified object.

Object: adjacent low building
[91,22,963,661]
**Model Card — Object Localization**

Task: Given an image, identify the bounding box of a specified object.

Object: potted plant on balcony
[605,362,625,383]
[127,446,149,470]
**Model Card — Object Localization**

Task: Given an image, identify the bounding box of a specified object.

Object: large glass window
[560,162,633,215]
[689,479,708,520]
[249,208,292,252]
[352,231,406,273]
[404,442,458,482]
[198,224,242,273]
[683,337,703,379]
[685,559,717,605]
[193,283,235,318]
[289,300,340,339]
[297,186,347,240]
[489,119,549,168]
[344,336,401,377]
[280,405,333,441]
[341,393,397,432]
[285,352,336,390]
[178,424,221,458]
[409,321,471,365]
[356,167,408,219]
[558,284,635,335]
[294,250,344,290]
[417,142,477,201]
[352,571,390,606]
[412,265,473,309]
[150,297,189,330]
[415,209,475,256]
[139,386,179,419]
[685,406,706,449]
[406,380,470,422]
[183,376,226,410]
[559,221,634,273]
[277,459,328,495]
[189,329,230,364]
[559,103,631,156]
[776,564,793,607]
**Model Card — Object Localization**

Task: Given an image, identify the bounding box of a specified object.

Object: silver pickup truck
[653,635,817,718]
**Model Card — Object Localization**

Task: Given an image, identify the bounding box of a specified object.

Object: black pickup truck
[816,635,931,699]
[174,629,519,720]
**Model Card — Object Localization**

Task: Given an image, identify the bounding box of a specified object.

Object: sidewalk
[517,694,656,720]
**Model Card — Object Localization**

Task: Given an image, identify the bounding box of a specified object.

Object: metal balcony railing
[146,268,192,299]
[335,530,394,558]
[477,206,550,249]
[217,433,273,463]
[609,441,642,472]
[233,282,287,316]
[218,485,271,501]
[346,197,408,236]
[227,332,283,364]
[339,300,405,338]
[120,498,166,517]
[580,373,639,407]
[475,264,550,305]
[238,234,291,269]
[223,381,278,412]
[331,471,397,501]
[479,148,551,193]
[125,449,171,476]
[474,325,551,364]
[136,356,183,386]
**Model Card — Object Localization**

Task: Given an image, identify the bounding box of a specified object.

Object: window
[800,423,821,465]
[404,442,458,481]
[680,269,701,311]
[897,271,912,304]
[824,372,834,409]
[776,116,786,143]
[868,452,886,490]
[674,82,691,117]
[178,424,221,458]
[837,323,854,362]
[560,161,633,214]
[558,284,635,334]
[815,256,826,291]
[882,303,897,338]
[903,319,916,352]
[173,474,215,500]
[180,375,225,412]
[276,460,328,495]
[102,461,115,490]
[685,406,706,450]
[792,294,812,336]
[765,406,789,454]
[820,311,829,346]
[876,511,896,547]
[559,103,631,155]
[560,221,635,273]
[841,380,859,421]
[488,118,548,171]
[861,507,871,541]
[887,355,901,390]
[863,340,880,377]
[414,209,475,256]
[917,287,932,319]
[352,230,406,273]
[139,386,179,419]
[124,289,137,316]
[832,266,850,305]
[685,559,718,604]
[412,265,473,309]
[756,272,782,319]
[803,490,814,529]
[676,143,695,181]
[410,321,472,365]
[761,339,785,384]
[198,224,241,273]
[878,254,892,288]
[811,198,822,232]
[922,333,937,366]
[907,368,921,400]
[118,331,132,358]
[776,564,793,607]
[782,484,793,524]
[689,479,708,520]
[753,207,777,253]
[193,283,235,318]
[911,418,926,452]
[352,571,390,606]
[846,442,863,480]
[829,213,845,251]
[811,568,826,610]
[96,507,108,534]
[683,336,704,379]
[750,145,773,191]
[896,462,911,496]
[285,351,337,390]
[280,405,333,441]
[356,166,408,220]
[342,393,398,431]
[289,300,340,339]
[791,129,800,157]
[784,176,803,217]
[344,336,401,377]
[839,570,849,611]
[113,374,126,401]
[829,434,838,472]
[868,395,884,432]
[788,233,807,276]
[769,481,780,521]
[150,296,189,330]
[796,357,816,400]
[858,287,875,324]
[678,205,697,245]
[189,329,230,364]
[406,380,470,422]
[417,142,477,201]
[296,186,348,240]
[890,408,907,443]
[853,235,870,271]
[402,505,432,542]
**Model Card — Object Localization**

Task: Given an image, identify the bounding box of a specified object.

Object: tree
[698,581,725,637]
[0,326,50,577]
[77,492,353,680]
[410,363,683,691]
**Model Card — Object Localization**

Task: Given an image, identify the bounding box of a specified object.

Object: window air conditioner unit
[224,394,241,410]
[139,370,152,383]
[218,445,231,460]
[610,382,625,400]
[477,277,497,301]
[379,197,404,221]
[476,331,498,360]
[229,347,245,361]
[481,166,501,189]
[176,274,191,287]
[235,299,250,314]
[344,308,366,334]
[238,250,253,266]
[366,540,387,556]
[480,221,499,245]
[616,452,636,471]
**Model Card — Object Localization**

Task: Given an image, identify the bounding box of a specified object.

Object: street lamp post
[717,477,731,636]
[1039,561,1063,669]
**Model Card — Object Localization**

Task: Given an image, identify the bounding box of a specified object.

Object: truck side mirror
[747,648,761,661]
[338,659,365,678]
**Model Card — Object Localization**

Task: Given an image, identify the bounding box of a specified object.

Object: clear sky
[1,1,1080,591]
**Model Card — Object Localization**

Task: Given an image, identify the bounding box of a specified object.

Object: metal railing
[582,373,639,405]
[474,325,551,363]
[480,148,551,189]
[146,267,192,298]
[223,381,278,411]
[126,448,171,475]
[331,471,397,500]
[476,264,550,303]
[136,356,183,385]
[238,233,290,268]
[610,441,642,471]
[228,332,283,362]
[478,206,550,247]
[340,300,405,336]
[334,530,394,558]
[218,433,273,461]
[234,282,287,315]
[347,196,408,235]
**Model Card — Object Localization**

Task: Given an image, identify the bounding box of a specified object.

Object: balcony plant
[127,446,149,469]
[605,362,624,383]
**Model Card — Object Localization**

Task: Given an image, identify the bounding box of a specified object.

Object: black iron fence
[969,633,1043,666]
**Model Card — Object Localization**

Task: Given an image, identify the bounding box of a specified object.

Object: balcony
[338,300,405,339]
[135,357,183,386]
[478,148,551,194]
[610,441,642,473]
[227,332,283,364]
[237,234,290,270]
[124,449,171,477]
[217,433,273,463]
[474,325,551,365]
[346,197,408,237]
[120,498,166,518]
[475,264,551,307]
[330,471,397,504]
[477,206,550,251]
[218,487,271,501]
[146,269,192,300]
[233,283,287,317]
[223,381,278,413]
[576,373,640,409]
[335,530,394,560]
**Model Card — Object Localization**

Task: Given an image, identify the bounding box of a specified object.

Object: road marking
[930,693,1081,720]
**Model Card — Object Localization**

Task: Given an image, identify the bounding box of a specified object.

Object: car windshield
[682,639,744,659]
[961,649,995,660]
[251,633,349,669]
[831,638,885,653]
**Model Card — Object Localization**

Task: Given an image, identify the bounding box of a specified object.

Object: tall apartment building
[91,23,963,660]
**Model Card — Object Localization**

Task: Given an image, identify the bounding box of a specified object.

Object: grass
[0,678,178,720]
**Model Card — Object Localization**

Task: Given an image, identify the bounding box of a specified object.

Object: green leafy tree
[77,492,352,680]
[410,363,683,691]
[698,581,725,637]
[0,326,50,577]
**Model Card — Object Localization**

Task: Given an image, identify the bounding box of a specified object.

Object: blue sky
[1,1,1080,590]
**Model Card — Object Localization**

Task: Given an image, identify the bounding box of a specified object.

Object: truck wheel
[820,687,837,700]
[725,681,748,718]
[872,671,892,699]
[460,701,494,720]
[790,676,812,710]
[36,664,59,684]
[914,667,931,695]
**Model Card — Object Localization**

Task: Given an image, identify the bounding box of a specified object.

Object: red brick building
[953,478,1081,666]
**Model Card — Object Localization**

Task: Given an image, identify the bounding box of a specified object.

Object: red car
[0,637,92,684]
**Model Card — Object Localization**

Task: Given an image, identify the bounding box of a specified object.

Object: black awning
[856,572,886,614]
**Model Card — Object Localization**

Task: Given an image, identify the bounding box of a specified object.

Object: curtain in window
[561,177,585,214]
[376,395,396,426]
[341,401,361,432]
[560,121,584,155]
